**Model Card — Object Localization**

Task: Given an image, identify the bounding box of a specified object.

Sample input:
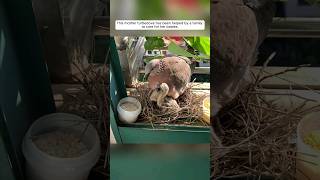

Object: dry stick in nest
[258,64,311,84]
[70,48,110,178]
[218,111,301,177]
[212,56,320,179]
[215,107,287,177]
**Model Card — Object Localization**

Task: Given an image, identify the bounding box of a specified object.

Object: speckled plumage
[147,56,191,99]
[212,0,275,115]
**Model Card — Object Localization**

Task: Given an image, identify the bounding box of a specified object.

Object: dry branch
[211,63,320,180]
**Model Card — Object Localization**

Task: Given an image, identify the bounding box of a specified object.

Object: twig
[247,91,317,102]
[258,64,310,83]
[254,52,276,85]
[262,70,320,96]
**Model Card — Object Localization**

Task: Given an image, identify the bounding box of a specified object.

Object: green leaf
[185,37,210,56]
[168,42,197,58]
[144,37,165,50]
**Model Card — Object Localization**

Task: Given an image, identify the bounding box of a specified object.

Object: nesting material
[33,130,88,158]
[66,50,109,178]
[211,65,320,179]
[131,83,209,126]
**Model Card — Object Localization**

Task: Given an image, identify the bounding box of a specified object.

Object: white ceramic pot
[22,113,101,180]
[117,97,141,123]
[296,112,320,180]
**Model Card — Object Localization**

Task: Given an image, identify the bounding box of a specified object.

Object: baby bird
[144,56,191,110]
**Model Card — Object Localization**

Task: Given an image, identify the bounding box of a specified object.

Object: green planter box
[109,38,210,144]
[110,145,210,180]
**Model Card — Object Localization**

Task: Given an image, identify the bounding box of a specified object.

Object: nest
[56,48,109,179]
[74,64,109,179]
[131,83,209,126]
[211,58,320,180]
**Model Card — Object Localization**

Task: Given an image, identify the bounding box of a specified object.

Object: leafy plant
[184,37,210,56]
[144,36,210,62]
[144,37,165,50]
[168,42,197,58]
[168,41,209,62]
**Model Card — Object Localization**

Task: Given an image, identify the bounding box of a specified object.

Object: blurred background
[110,144,210,180]
[110,0,210,36]
[257,0,320,66]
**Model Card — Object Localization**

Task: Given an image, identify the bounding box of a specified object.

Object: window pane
[256,38,320,67]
